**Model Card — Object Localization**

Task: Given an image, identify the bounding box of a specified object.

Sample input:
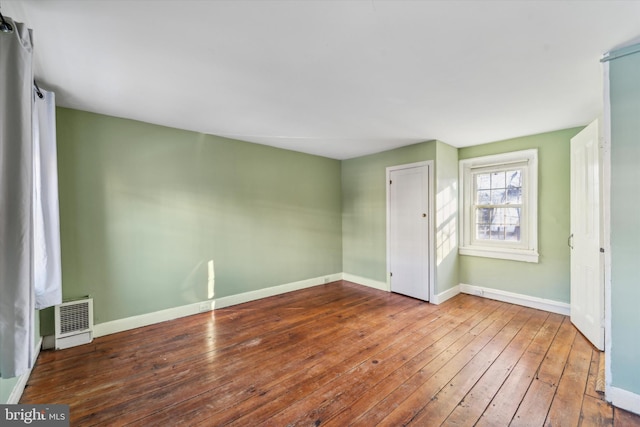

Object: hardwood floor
[21,281,640,426]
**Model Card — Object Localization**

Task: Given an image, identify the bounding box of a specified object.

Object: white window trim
[459,149,539,263]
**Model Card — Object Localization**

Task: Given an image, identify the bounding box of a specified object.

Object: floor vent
[55,298,94,350]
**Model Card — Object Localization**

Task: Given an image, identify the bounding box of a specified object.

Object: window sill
[459,246,539,263]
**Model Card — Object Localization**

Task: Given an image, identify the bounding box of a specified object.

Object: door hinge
[600,248,605,253]
[390,272,393,277]
[389,180,392,184]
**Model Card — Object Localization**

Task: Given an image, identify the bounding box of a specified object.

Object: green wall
[435,141,459,293]
[458,128,583,303]
[54,108,343,326]
[341,141,436,284]
[0,376,18,404]
[608,45,640,396]
[0,311,39,404]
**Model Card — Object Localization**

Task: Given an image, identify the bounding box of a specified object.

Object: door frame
[602,61,613,399]
[386,160,435,301]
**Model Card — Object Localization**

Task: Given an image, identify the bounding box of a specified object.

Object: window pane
[505,228,520,241]
[476,173,491,190]
[491,208,505,225]
[507,170,521,187]
[474,207,522,242]
[506,170,522,204]
[490,227,505,240]
[506,186,522,204]
[505,207,520,226]
[491,189,506,204]
[491,171,506,188]
[503,208,521,241]
[476,208,493,225]
[469,166,527,243]
[490,208,505,240]
[476,224,490,240]
[477,190,490,204]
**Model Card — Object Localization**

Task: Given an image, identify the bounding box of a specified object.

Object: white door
[388,163,430,300]
[570,119,604,350]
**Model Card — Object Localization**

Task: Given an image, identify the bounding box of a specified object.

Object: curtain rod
[0,6,43,100]
[34,80,44,99]
[0,10,13,33]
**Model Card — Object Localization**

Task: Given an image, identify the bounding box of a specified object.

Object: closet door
[388,163,430,301]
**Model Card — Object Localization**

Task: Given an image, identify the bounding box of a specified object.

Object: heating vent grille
[55,298,94,349]
[59,302,91,335]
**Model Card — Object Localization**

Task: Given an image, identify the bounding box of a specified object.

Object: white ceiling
[3,1,640,159]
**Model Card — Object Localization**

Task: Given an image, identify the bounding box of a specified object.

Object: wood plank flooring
[20,281,640,426]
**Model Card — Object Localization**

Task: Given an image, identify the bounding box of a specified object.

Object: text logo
[0,405,69,426]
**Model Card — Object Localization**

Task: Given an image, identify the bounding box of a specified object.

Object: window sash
[469,167,527,249]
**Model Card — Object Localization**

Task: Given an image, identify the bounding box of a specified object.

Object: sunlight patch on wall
[436,183,457,265]
[208,259,215,299]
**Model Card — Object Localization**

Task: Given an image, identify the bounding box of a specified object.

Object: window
[459,149,538,263]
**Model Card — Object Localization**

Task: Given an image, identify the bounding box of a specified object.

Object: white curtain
[33,89,62,310]
[1,16,61,379]
[0,16,36,378]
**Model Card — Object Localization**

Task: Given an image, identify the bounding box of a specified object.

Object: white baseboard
[211,273,343,310]
[93,301,211,338]
[7,337,43,404]
[459,283,570,316]
[342,273,389,292]
[431,285,461,304]
[94,273,343,338]
[608,386,640,416]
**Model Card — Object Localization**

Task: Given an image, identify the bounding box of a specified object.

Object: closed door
[388,163,430,300]
[570,119,604,350]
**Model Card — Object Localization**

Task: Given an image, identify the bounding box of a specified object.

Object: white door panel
[570,119,604,350]
[388,164,429,300]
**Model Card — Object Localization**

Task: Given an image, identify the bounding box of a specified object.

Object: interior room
[1,1,640,425]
